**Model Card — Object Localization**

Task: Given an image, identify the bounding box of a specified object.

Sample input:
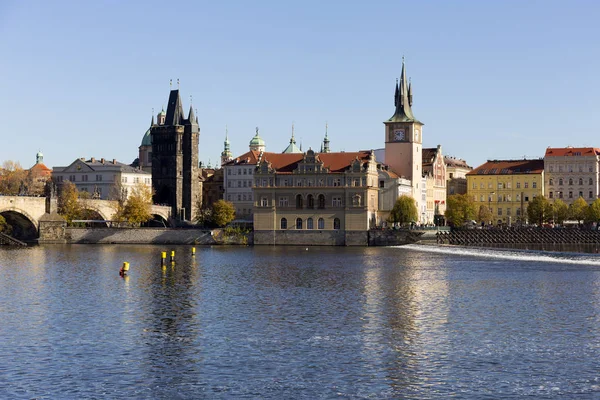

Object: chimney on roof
[91,157,95,163]
[112,159,116,164]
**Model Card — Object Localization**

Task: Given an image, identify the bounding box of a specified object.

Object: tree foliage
[112,183,153,225]
[211,200,236,227]
[387,195,418,226]
[477,204,493,224]
[552,199,569,224]
[570,197,589,224]
[445,194,476,227]
[0,214,13,235]
[58,181,83,224]
[0,161,27,195]
[527,195,552,225]
[586,198,600,224]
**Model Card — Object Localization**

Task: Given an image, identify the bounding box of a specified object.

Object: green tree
[58,181,82,224]
[586,198,600,225]
[552,199,569,224]
[527,195,552,226]
[569,197,589,225]
[387,195,418,227]
[477,204,493,225]
[211,200,236,227]
[445,194,476,227]
[113,184,153,225]
[0,214,13,235]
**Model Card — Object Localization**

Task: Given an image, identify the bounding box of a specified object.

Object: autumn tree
[0,161,27,195]
[477,204,493,225]
[112,183,153,225]
[551,199,569,225]
[569,197,589,225]
[211,200,235,227]
[527,195,552,226]
[387,195,418,227]
[445,194,477,227]
[58,181,83,224]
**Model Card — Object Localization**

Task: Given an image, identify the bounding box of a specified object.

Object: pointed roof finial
[256,126,259,135]
[292,122,295,138]
[402,55,405,64]
[226,124,229,139]
[151,108,155,125]
[190,94,193,105]
[177,78,180,89]
[325,121,328,138]
[169,79,172,88]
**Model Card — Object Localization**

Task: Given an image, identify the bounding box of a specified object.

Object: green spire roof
[388,58,421,124]
[249,127,265,147]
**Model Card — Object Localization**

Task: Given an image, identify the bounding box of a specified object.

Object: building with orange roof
[544,146,600,206]
[467,159,545,225]
[27,151,52,195]
[253,149,379,245]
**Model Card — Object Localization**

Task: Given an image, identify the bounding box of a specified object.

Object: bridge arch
[0,207,39,241]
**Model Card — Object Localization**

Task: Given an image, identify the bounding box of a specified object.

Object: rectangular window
[569,191,573,198]
[237,194,241,201]
[261,197,268,207]
[332,197,342,207]
[516,182,521,189]
[333,178,341,187]
[524,182,529,188]
[532,182,537,188]
[507,208,511,216]
[237,181,241,188]
[497,182,503,189]
[480,182,484,189]
[590,191,593,199]
[228,181,231,188]
[228,169,231,175]
[243,181,247,187]
[243,169,247,175]
[549,192,554,199]
[122,177,127,183]
[498,208,502,216]
[507,182,511,189]
[279,197,288,207]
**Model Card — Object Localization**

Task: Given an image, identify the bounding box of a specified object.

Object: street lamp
[489,191,495,226]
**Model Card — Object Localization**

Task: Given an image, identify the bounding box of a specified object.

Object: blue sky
[1,0,599,170]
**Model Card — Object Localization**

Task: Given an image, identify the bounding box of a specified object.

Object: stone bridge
[0,195,172,240]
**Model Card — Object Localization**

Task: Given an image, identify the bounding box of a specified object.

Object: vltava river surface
[2,244,600,399]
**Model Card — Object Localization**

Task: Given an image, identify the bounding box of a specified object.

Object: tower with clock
[383,59,423,197]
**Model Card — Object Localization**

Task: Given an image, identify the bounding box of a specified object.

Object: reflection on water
[1,244,600,398]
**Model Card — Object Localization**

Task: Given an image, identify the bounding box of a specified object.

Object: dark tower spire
[188,105,196,124]
[165,89,185,125]
[394,78,399,107]
[388,57,420,123]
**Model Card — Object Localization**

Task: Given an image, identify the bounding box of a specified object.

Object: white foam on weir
[395,244,600,266]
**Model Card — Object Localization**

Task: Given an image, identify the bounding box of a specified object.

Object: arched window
[280,218,287,229]
[296,218,303,229]
[307,194,315,209]
[579,178,583,185]
[333,218,340,230]
[318,194,325,209]
[559,178,563,185]
[307,218,314,229]
[318,218,324,229]
[296,194,303,209]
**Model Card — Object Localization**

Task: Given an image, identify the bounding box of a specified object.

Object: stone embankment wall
[65,228,251,245]
[254,229,421,246]
[437,228,600,246]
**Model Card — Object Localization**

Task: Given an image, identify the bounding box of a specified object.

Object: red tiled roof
[29,163,52,174]
[257,151,372,174]
[467,159,544,175]
[223,150,261,166]
[545,147,600,157]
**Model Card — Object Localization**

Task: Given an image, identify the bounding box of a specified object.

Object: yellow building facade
[466,159,545,225]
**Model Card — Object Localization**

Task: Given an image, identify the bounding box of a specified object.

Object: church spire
[388,57,420,123]
[322,122,330,153]
[188,104,196,124]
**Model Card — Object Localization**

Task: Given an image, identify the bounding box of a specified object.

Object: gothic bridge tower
[151,89,199,221]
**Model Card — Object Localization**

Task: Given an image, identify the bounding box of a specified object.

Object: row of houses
[466,147,600,225]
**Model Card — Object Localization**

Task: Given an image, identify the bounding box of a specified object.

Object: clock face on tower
[393,129,405,141]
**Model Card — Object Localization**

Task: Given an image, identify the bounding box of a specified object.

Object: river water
[2,244,600,399]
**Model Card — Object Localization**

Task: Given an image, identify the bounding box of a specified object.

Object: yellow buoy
[120,261,129,276]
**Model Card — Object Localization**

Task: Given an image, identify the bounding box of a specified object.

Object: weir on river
[437,227,600,246]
